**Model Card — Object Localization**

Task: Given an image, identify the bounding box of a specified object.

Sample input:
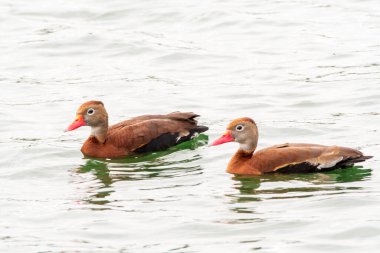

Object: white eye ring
[236,124,244,131]
[87,108,95,115]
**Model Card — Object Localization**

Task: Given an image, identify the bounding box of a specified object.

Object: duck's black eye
[236,124,244,131]
[87,108,95,115]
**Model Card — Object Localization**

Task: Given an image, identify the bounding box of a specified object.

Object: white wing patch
[318,156,344,169]
[176,130,190,143]
[191,132,199,139]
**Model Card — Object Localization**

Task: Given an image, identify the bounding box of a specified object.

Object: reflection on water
[229,166,372,203]
[76,160,113,205]
[223,167,373,227]
[73,135,207,205]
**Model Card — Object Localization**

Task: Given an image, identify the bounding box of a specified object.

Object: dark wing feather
[135,126,208,153]
[274,162,321,173]
[334,155,373,168]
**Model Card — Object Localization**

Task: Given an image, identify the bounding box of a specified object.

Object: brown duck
[212,117,372,175]
[66,101,208,158]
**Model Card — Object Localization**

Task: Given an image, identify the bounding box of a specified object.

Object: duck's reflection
[75,160,113,205]
[229,166,372,203]
[73,135,208,206]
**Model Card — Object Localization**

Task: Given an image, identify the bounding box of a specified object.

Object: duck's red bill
[66,115,86,131]
[211,131,234,146]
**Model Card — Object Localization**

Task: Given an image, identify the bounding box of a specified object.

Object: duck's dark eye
[236,124,244,131]
[87,108,94,115]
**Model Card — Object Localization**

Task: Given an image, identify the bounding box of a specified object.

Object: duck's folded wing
[107,112,208,152]
[254,144,366,173]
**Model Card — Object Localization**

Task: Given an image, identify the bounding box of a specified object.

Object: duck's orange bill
[66,115,86,131]
[211,131,234,146]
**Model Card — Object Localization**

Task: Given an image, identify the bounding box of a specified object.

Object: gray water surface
[1,0,380,252]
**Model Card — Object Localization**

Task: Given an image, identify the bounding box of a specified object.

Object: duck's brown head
[66,101,108,132]
[212,117,259,152]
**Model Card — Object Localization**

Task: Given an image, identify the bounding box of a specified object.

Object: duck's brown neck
[227,149,257,174]
[227,149,262,175]
[234,149,254,160]
[90,121,108,144]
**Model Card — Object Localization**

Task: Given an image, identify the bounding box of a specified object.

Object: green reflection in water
[74,134,208,206]
[230,166,372,202]
[226,166,372,217]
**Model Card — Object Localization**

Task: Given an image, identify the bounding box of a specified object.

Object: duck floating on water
[66,101,208,158]
[212,117,372,175]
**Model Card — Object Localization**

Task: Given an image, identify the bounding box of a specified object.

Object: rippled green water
[1,0,380,252]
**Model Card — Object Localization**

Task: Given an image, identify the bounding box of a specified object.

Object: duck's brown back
[81,112,208,158]
[227,143,371,175]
